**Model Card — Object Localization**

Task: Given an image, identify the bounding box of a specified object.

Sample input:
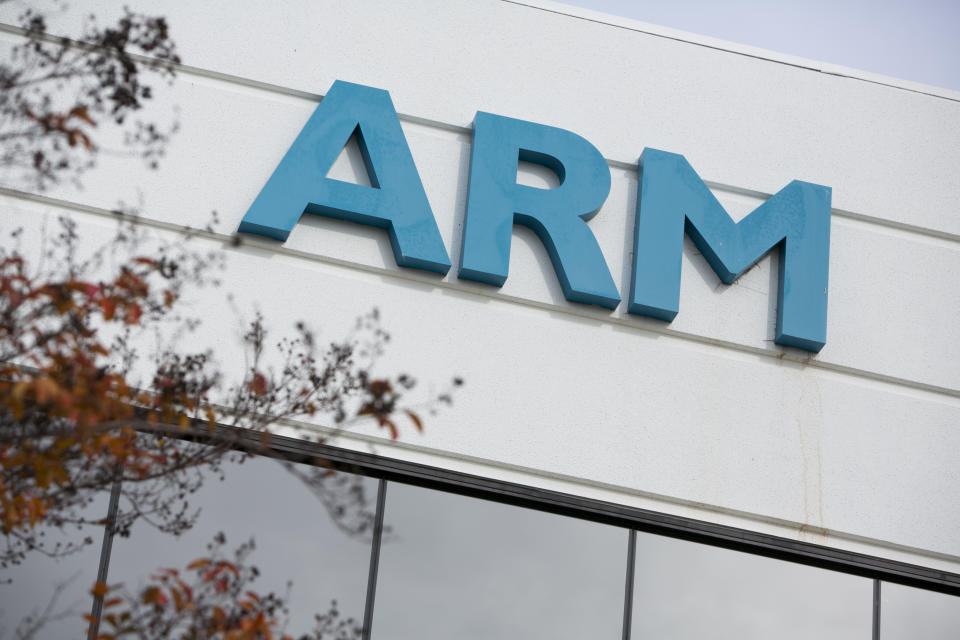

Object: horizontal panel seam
[0,23,958,245]
[2,185,957,400]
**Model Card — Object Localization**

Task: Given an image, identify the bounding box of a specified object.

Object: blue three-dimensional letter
[630,148,831,352]
[459,112,620,309]
[238,80,450,274]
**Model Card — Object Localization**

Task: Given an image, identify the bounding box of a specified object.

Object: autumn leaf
[69,105,97,126]
[124,302,142,324]
[249,372,268,396]
[33,376,60,405]
[377,416,399,440]
[405,410,423,432]
[91,581,111,599]
[100,297,117,320]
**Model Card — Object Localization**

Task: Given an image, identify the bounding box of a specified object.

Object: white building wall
[1,0,958,573]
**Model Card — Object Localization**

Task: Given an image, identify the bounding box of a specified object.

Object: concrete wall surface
[1,1,958,573]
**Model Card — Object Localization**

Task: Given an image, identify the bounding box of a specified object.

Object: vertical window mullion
[86,477,122,639]
[622,529,637,640]
[361,478,388,640]
[872,579,881,640]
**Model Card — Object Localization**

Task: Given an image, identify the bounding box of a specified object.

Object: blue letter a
[630,149,831,352]
[238,80,450,274]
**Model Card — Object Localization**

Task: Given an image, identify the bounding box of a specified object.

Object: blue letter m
[629,148,831,352]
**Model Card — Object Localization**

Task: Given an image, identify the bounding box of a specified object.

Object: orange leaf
[100,297,117,320]
[171,587,185,611]
[405,410,423,433]
[70,105,96,126]
[33,376,60,405]
[142,585,167,605]
[378,417,398,440]
[125,302,142,324]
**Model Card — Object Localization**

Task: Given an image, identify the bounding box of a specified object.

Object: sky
[556,0,960,92]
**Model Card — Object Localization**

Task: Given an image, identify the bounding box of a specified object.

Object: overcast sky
[556,0,960,91]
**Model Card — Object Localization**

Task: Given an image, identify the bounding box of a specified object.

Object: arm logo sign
[239,80,831,353]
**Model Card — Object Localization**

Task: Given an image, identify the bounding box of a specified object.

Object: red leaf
[124,302,142,324]
[250,372,268,396]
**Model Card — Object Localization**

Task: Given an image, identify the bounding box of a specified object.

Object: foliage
[0,3,458,638]
[90,534,363,640]
[0,2,180,189]
[0,216,425,569]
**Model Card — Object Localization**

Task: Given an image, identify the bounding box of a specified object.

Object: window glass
[0,492,108,639]
[108,453,376,635]
[631,531,871,638]
[371,481,628,640]
[881,582,960,639]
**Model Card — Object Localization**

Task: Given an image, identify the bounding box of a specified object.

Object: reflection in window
[631,532,871,639]
[371,482,628,640]
[881,582,960,639]
[0,492,109,639]
[107,454,377,634]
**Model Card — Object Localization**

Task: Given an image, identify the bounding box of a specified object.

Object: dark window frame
[83,425,959,638]
[201,426,960,598]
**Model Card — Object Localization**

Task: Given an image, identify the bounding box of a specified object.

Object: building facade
[2,1,959,637]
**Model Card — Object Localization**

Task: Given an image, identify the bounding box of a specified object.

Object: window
[1,493,110,638]
[372,481,627,639]
[108,455,376,631]
[630,531,871,638]
[23,435,959,638]
[880,582,960,639]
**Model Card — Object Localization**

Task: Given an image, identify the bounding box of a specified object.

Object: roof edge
[503,0,960,103]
